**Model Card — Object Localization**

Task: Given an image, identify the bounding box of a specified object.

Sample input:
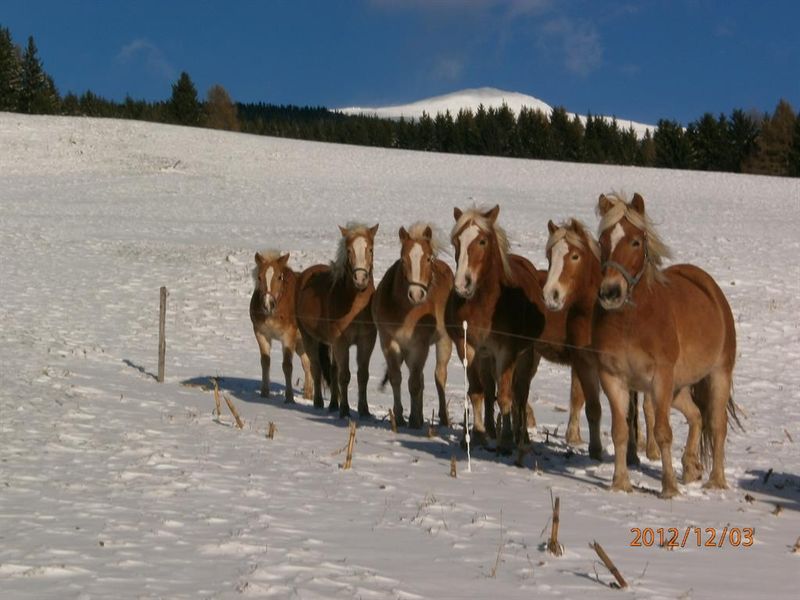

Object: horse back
[296,263,334,339]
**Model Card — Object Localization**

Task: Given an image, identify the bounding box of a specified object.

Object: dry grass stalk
[590,540,628,589]
[427,410,437,438]
[388,408,397,433]
[223,393,244,429]
[792,536,800,554]
[450,455,457,478]
[210,378,221,417]
[267,422,276,439]
[547,497,564,556]
[343,421,357,470]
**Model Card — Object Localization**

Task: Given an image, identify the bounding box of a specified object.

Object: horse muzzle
[542,285,565,312]
[598,280,626,310]
[263,294,277,314]
[352,268,370,290]
[407,283,428,305]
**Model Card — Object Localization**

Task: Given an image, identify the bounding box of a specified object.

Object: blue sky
[3,0,798,124]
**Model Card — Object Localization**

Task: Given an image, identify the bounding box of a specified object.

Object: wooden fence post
[158,286,167,382]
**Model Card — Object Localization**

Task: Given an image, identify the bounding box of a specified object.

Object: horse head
[543,218,600,311]
[338,223,379,291]
[253,251,291,315]
[596,192,671,310]
[451,204,509,299]
[399,224,437,305]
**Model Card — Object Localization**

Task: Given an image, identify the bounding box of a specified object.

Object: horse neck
[574,254,603,313]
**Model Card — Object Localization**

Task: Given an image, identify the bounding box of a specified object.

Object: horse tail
[694,379,742,470]
[318,343,332,390]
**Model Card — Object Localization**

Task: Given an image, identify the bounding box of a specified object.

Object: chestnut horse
[250,251,313,402]
[372,223,454,428]
[445,205,545,453]
[296,223,379,419]
[593,192,737,498]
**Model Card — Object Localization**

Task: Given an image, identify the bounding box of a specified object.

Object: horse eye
[571,254,579,261]
[479,239,487,246]
[278,274,284,281]
[428,256,434,263]
[632,239,641,248]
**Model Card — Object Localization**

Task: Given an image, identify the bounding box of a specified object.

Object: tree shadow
[738,469,800,512]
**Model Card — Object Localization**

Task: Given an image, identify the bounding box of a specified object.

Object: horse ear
[278,253,290,265]
[369,223,379,238]
[453,207,463,221]
[338,225,348,237]
[631,193,645,215]
[483,205,500,223]
[547,220,558,235]
[597,194,612,215]
[423,225,433,240]
[398,226,409,241]
[255,252,264,265]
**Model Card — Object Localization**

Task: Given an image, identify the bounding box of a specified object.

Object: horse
[372,223,454,429]
[593,192,738,498]
[296,223,379,419]
[445,205,545,453]
[250,251,313,402]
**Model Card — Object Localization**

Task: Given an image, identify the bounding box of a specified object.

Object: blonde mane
[331,222,373,281]
[546,218,600,262]
[451,206,514,283]
[407,221,444,256]
[597,192,672,285]
[252,248,283,285]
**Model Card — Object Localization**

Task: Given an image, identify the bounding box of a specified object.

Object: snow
[1,112,799,599]
[338,86,656,138]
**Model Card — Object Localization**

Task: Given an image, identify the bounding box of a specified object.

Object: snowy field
[1,113,798,599]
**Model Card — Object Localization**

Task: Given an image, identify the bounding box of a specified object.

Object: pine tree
[727,109,759,172]
[788,115,800,177]
[0,26,22,111]
[654,119,692,169]
[637,129,656,166]
[744,99,796,176]
[204,84,240,131]
[18,36,59,114]
[687,112,731,171]
[168,71,202,126]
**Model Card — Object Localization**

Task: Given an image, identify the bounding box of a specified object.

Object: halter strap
[602,243,649,298]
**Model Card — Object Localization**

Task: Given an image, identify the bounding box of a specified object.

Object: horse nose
[464,274,472,288]
[264,295,276,312]
[552,289,560,302]
[599,283,621,302]
[408,287,426,304]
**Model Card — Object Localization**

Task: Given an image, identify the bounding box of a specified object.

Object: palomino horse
[250,251,313,402]
[372,223,454,428]
[445,205,545,453]
[296,223,379,419]
[593,192,737,498]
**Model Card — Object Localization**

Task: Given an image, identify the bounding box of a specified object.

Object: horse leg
[303,335,324,409]
[433,335,452,427]
[495,360,517,456]
[384,340,406,427]
[565,366,585,446]
[672,387,702,484]
[652,370,680,499]
[465,358,489,449]
[575,356,602,461]
[479,356,497,440]
[255,331,272,398]
[295,336,314,400]
[356,327,377,419]
[626,392,641,466]
[407,346,429,429]
[331,340,351,418]
[599,371,633,492]
[511,350,535,446]
[281,345,295,404]
[643,393,660,460]
[703,369,731,490]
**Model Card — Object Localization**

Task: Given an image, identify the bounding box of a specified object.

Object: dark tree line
[1,25,798,177]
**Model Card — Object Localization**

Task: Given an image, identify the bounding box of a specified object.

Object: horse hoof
[358,411,373,421]
[260,389,270,398]
[328,401,339,413]
[461,429,488,450]
[659,486,681,499]
[313,398,324,409]
[439,414,450,428]
[682,462,703,484]
[589,444,603,461]
[702,477,728,491]
[284,397,296,405]
[339,407,351,419]
[565,427,583,447]
[611,478,633,493]
[646,445,661,461]
[395,414,407,427]
[408,416,423,429]
[626,451,641,467]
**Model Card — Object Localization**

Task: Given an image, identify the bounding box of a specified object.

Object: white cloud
[117,39,175,81]
[538,17,603,76]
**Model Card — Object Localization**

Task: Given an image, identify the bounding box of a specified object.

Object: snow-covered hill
[1,112,798,599]
[339,87,655,137]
